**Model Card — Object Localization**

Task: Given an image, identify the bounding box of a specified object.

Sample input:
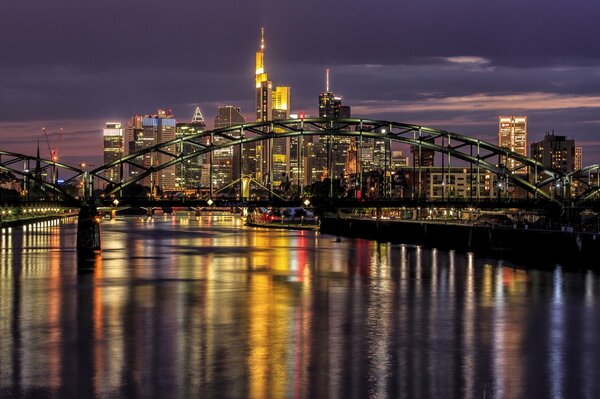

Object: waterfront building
[0,171,22,193]
[103,122,124,183]
[530,132,577,173]
[498,116,527,174]
[394,167,496,200]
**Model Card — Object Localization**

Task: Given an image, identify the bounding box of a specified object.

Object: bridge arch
[90,118,566,204]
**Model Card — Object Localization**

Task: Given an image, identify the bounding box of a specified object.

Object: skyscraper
[315,69,352,181]
[103,122,124,183]
[498,116,527,174]
[530,132,577,173]
[175,107,206,190]
[254,27,272,183]
[575,147,583,170]
[128,109,177,191]
[253,27,294,188]
[255,27,272,123]
[272,86,292,187]
[214,105,247,182]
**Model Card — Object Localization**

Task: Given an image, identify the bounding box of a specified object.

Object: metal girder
[94,118,564,204]
[0,119,577,205]
[0,150,83,200]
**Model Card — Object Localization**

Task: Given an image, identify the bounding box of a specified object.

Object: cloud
[352,92,600,115]
[444,57,491,65]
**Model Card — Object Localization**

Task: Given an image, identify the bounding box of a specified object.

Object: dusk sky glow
[2,0,600,166]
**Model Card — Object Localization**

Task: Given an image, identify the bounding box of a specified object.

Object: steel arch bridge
[1,118,597,207]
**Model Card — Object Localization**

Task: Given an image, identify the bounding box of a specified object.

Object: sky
[2,0,600,167]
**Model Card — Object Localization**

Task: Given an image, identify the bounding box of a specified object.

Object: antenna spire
[326,68,330,92]
[260,27,265,51]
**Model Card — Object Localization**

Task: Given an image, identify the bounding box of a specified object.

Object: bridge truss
[1,119,597,208]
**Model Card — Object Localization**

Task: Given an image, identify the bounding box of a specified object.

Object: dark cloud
[1,0,600,163]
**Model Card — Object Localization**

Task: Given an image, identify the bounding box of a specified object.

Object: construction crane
[42,127,63,162]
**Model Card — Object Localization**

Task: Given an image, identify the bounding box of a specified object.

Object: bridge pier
[77,205,101,255]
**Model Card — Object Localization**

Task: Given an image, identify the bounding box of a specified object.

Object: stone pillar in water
[77,205,101,253]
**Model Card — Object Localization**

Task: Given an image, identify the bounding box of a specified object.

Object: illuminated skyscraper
[272,86,292,187]
[255,27,271,123]
[498,116,527,173]
[128,109,177,191]
[103,122,124,183]
[253,27,294,188]
[254,27,271,183]
[214,105,248,181]
[175,107,206,190]
[314,69,352,181]
[575,147,583,170]
[272,86,290,120]
[530,132,577,173]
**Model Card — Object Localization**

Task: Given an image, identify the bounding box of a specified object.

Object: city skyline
[2,1,600,168]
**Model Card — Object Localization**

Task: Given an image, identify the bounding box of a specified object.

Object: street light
[303,199,310,207]
[207,199,214,206]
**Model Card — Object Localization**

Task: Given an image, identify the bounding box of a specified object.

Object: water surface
[1,215,599,398]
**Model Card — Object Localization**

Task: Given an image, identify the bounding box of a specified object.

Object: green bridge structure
[2,118,600,254]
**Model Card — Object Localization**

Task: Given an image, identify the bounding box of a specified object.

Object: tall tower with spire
[256,27,272,123]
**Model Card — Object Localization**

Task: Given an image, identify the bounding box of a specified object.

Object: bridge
[2,118,600,253]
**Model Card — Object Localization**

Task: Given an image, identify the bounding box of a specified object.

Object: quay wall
[321,217,600,261]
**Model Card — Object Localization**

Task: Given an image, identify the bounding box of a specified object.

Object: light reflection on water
[1,215,600,398]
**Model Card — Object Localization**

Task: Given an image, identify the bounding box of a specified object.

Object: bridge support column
[77,205,101,255]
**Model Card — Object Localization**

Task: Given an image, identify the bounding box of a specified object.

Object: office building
[498,116,527,174]
[103,122,124,183]
[175,107,206,190]
[391,151,409,170]
[314,69,353,182]
[530,132,577,173]
[214,105,248,182]
[253,28,295,188]
[128,109,177,191]
[575,147,583,170]
[272,86,292,187]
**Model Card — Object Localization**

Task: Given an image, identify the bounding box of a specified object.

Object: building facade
[127,109,177,191]
[530,132,577,173]
[498,116,527,174]
[103,122,124,183]
[313,69,353,183]
[214,105,247,183]
[175,107,206,190]
[575,146,583,171]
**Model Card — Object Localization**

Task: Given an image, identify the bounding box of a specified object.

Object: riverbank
[321,217,600,262]
[0,212,78,228]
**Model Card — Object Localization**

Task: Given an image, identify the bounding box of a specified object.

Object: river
[1,215,599,398]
